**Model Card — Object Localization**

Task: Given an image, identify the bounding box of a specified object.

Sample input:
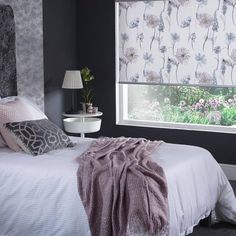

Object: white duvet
[0,137,235,236]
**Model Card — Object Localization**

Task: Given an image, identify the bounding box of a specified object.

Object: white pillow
[0,96,47,151]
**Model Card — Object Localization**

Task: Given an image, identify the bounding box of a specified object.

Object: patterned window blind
[116,0,236,86]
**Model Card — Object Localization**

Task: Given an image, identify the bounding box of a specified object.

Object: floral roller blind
[116,0,236,86]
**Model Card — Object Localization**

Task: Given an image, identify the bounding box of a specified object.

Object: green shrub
[221,107,236,126]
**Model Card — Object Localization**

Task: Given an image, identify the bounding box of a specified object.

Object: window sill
[117,119,236,134]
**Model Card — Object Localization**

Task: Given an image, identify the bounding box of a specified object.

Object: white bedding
[0,137,235,236]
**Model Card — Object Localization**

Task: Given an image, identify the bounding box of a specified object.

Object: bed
[0,136,236,236]
[0,4,236,236]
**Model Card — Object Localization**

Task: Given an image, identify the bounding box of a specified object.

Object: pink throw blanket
[77,137,169,236]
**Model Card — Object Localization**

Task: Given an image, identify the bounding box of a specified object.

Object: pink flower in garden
[207,98,222,110]
[194,102,200,110]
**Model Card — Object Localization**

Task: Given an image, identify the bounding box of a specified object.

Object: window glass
[118,84,236,132]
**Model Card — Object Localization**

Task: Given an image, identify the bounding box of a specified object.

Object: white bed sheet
[0,137,235,236]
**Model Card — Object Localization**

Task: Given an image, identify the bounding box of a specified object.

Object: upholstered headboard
[0,5,17,98]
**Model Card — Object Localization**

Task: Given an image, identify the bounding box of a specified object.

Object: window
[117,84,236,133]
[115,1,236,133]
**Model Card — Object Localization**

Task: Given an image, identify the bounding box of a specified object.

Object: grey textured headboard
[0,5,17,98]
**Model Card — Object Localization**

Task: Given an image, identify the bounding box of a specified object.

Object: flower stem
[125,8,129,26]
[195,64,199,75]
[191,40,194,50]
[143,6,147,32]
[188,27,191,42]
[125,64,129,81]
[157,31,161,50]
[160,56,165,83]
[122,42,125,55]
[203,28,209,51]
[163,0,166,11]
[217,55,219,70]
[227,44,230,57]
[150,28,156,51]
[167,17,171,32]
[143,63,147,77]
[176,64,179,83]
[231,64,235,85]
[196,4,200,20]
[217,0,220,11]
[212,32,215,51]
[233,4,236,25]
[176,6,180,26]
[143,6,147,21]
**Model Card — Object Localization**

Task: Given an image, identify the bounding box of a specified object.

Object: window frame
[116,84,236,134]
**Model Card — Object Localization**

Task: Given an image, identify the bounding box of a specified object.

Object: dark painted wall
[42,1,236,164]
[76,0,236,165]
[43,0,78,127]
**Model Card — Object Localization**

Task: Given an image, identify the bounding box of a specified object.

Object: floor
[190,181,236,236]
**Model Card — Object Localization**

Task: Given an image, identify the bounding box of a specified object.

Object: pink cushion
[0,97,47,151]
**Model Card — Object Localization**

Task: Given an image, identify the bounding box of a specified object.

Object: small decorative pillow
[4,119,74,156]
[0,96,47,151]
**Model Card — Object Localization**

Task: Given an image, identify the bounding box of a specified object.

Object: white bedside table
[62,111,103,138]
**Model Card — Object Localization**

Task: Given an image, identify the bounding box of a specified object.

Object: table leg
[80,117,85,138]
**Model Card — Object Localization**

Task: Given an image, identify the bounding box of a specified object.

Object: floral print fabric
[118,0,236,86]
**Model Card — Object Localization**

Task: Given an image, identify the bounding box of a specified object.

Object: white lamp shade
[62,70,83,89]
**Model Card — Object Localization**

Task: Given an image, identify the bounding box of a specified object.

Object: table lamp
[62,70,83,114]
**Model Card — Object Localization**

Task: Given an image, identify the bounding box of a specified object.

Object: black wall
[76,0,236,165]
[43,0,236,165]
[43,0,78,127]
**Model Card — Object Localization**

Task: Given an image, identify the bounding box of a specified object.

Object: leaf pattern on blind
[118,0,236,86]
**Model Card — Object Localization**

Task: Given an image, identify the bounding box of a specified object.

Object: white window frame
[115,2,236,134]
[116,84,236,134]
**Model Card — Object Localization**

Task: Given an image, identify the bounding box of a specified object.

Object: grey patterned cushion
[4,119,74,156]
